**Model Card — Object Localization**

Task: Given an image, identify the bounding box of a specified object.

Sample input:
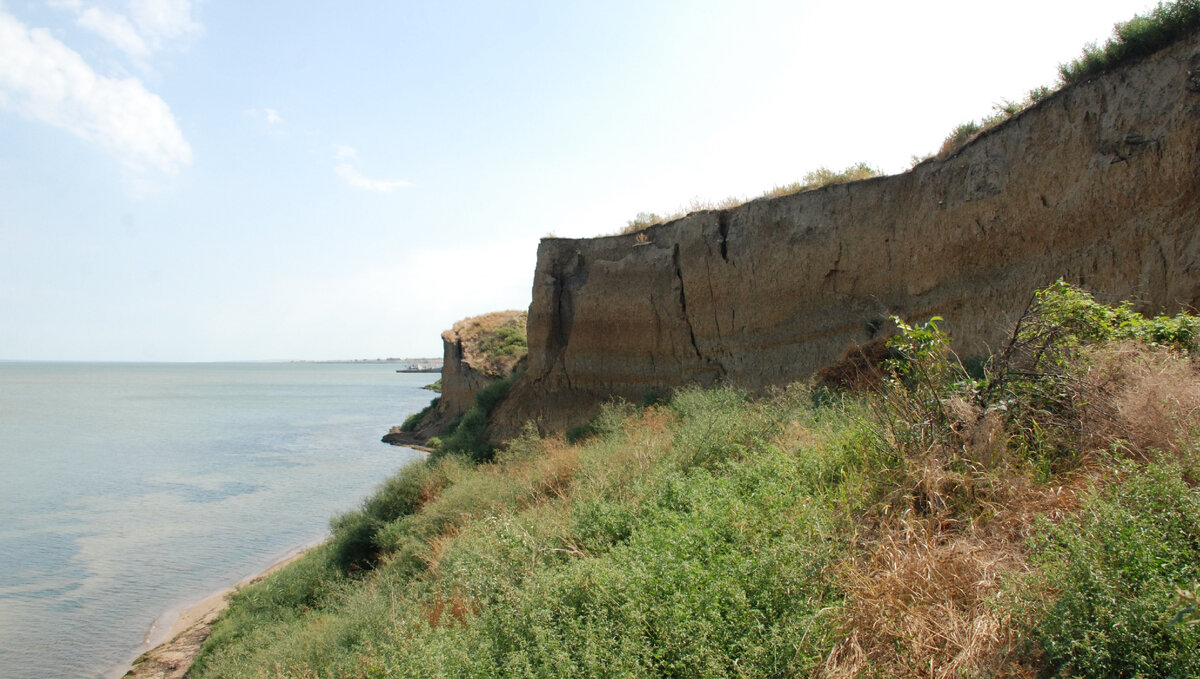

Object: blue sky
[0,0,1158,361]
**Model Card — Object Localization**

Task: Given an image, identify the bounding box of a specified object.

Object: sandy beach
[109,545,315,679]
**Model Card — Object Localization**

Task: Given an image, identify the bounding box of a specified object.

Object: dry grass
[823,530,1030,679]
[816,339,896,392]
[764,162,881,199]
[1080,341,1200,458]
[619,196,745,234]
[420,523,463,578]
[422,594,471,629]
[618,162,881,236]
[822,456,1092,679]
[823,370,1109,679]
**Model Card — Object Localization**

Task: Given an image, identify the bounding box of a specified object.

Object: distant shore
[110,544,317,679]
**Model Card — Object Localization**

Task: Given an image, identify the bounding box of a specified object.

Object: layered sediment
[492,35,1200,437]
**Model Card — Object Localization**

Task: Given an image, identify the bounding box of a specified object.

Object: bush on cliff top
[1060,0,1200,83]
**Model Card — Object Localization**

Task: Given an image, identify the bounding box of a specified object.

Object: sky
[0,0,1162,361]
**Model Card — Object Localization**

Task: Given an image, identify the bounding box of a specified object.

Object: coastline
[108,543,318,679]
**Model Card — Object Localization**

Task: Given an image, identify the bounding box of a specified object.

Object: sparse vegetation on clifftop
[384,311,527,452]
[194,284,1200,678]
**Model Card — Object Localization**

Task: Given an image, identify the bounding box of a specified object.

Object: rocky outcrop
[385,310,526,445]
[438,311,526,415]
[492,33,1200,437]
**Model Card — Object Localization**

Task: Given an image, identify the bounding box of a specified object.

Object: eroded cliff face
[385,310,526,445]
[492,34,1200,436]
[438,310,527,417]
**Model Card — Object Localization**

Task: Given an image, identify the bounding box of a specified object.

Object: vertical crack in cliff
[717,211,731,263]
[547,250,586,390]
[673,244,705,363]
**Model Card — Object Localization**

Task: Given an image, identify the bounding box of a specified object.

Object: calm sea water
[0,362,431,679]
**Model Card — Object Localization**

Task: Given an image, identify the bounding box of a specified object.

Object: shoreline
[108,542,319,679]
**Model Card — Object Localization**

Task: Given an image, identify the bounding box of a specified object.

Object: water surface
[0,362,430,679]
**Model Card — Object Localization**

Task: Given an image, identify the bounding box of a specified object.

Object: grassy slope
[195,10,1200,673]
[192,285,1200,678]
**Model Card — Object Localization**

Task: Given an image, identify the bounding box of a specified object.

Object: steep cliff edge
[385,310,526,446]
[493,34,1200,437]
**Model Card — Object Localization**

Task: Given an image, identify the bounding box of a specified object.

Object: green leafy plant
[1026,463,1200,677]
[1060,0,1200,83]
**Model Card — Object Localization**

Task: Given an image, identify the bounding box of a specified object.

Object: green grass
[193,284,1200,678]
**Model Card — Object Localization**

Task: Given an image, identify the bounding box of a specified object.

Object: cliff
[492,33,1200,437]
[386,310,526,445]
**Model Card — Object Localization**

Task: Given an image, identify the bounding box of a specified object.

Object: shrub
[1026,463,1200,677]
[400,397,439,432]
[437,375,517,462]
[622,211,663,233]
[938,121,983,157]
[328,510,382,571]
[477,316,527,363]
[763,162,880,198]
[474,376,514,413]
[871,316,975,460]
[977,281,1199,467]
[361,461,435,524]
[1059,0,1200,83]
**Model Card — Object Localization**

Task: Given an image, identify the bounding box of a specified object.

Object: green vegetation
[477,315,528,363]
[399,398,438,432]
[1027,462,1200,677]
[433,373,517,461]
[193,284,1200,677]
[938,1,1200,158]
[422,378,442,393]
[1060,0,1200,83]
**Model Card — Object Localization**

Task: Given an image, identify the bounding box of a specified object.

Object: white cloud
[0,10,192,173]
[50,0,200,57]
[127,0,200,48]
[247,107,285,128]
[332,144,411,193]
[77,7,150,57]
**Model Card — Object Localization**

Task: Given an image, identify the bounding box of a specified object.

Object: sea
[0,362,431,679]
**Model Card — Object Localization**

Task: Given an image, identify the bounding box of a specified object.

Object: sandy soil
[112,547,311,679]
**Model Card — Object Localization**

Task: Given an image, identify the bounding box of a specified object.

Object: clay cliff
[492,33,1200,437]
[385,310,526,445]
